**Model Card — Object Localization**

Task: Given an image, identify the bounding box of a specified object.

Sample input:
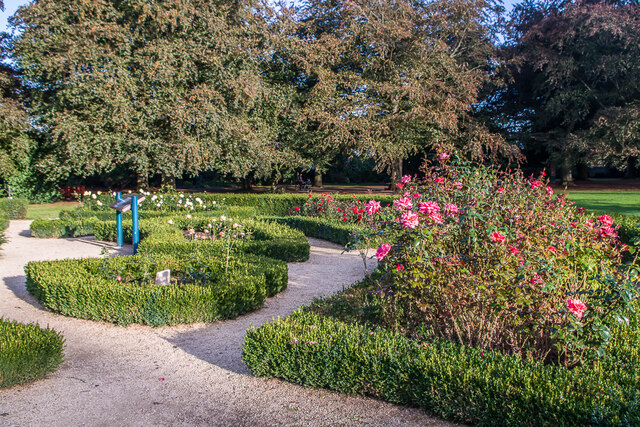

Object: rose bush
[366,157,638,366]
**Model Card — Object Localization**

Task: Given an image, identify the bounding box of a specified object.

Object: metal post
[116,192,123,247]
[132,195,139,254]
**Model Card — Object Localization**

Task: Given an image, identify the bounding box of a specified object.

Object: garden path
[0,220,452,427]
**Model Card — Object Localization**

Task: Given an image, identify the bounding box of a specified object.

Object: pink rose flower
[530,180,543,189]
[396,183,405,189]
[365,200,381,215]
[567,298,587,320]
[412,192,421,199]
[598,226,616,238]
[428,213,443,224]
[597,215,613,226]
[116,275,122,281]
[548,245,556,253]
[401,174,412,184]
[490,231,506,243]
[400,211,420,229]
[452,181,462,190]
[418,201,439,214]
[546,186,554,197]
[376,243,391,261]
[393,197,413,210]
[396,264,405,271]
[509,247,519,254]
[435,177,445,185]
[439,152,450,160]
[497,187,505,193]
[443,204,459,216]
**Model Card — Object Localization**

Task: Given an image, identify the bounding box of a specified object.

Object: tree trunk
[549,161,557,179]
[388,158,403,191]
[241,176,253,191]
[136,172,148,191]
[161,174,175,189]
[577,162,589,180]
[313,168,323,188]
[626,157,637,178]
[561,156,573,186]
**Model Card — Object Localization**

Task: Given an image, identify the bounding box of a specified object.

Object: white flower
[91,194,97,199]
[186,214,192,219]
[97,191,102,195]
[212,201,217,205]
[84,191,91,196]
[180,194,184,198]
[151,195,157,201]
[156,203,161,207]
[203,206,206,210]
[96,201,103,206]
[233,223,240,229]
[168,219,174,225]
[220,216,226,221]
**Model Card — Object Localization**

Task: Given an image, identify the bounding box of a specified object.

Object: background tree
[281,0,513,188]
[10,0,289,188]
[501,0,640,182]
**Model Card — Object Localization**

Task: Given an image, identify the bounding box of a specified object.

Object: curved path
[0,220,451,427]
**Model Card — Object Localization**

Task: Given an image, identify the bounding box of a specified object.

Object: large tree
[501,0,640,181]
[277,0,512,187]
[10,0,289,187]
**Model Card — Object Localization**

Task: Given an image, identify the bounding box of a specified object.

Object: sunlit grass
[564,191,640,216]
[26,201,81,220]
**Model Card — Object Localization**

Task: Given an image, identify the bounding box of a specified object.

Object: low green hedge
[243,309,640,426]
[30,218,100,238]
[0,318,64,388]
[25,253,288,326]
[137,218,310,263]
[0,197,28,219]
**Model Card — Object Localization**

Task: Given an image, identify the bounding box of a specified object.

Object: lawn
[26,202,81,220]
[564,191,640,216]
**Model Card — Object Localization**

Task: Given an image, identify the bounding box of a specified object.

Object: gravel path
[0,220,452,427]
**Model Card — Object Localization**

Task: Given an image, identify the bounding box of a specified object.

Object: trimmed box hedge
[0,197,28,219]
[243,309,640,426]
[25,253,288,326]
[0,318,64,389]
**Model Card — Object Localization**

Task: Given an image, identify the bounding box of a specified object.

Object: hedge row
[25,253,288,326]
[0,318,64,389]
[84,193,397,216]
[0,197,28,219]
[243,309,640,426]
[137,218,310,262]
[30,218,100,238]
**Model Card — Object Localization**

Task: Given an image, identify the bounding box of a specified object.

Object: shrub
[25,252,287,326]
[243,309,640,426]
[30,218,100,238]
[365,159,637,365]
[138,216,310,262]
[264,215,378,248]
[0,197,28,219]
[0,318,64,388]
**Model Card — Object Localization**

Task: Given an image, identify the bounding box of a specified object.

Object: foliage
[500,0,640,175]
[9,0,292,185]
[25,253,287,327]
[364,158,637,365]
[0,197,28,219]
[243,309,640,426]
[0,317,64,389]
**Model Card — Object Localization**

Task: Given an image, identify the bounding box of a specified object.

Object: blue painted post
[116,192,123,247]
[132,195,139,254]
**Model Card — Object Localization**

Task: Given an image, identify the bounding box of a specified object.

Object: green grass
[564,191,640,216]
[26,202,81,220]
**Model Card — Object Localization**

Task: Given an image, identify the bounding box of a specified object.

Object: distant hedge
[243,309,640,426]
[0,318,64,388]
[26,253,288,326]
[0,197,28,219]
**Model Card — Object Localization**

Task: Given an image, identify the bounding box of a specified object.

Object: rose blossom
[428,213,443,224]
[376,243,391,261]
[452,181,462,190]
[401,174,412,184]
[597,215,613,226]
[393,197,413,210]
[443,204,459,216]
[439,152,450,160]
[530,180,543,189]
[497,187,505,193]
[418,201,439,214]
[598,226,616,238]
[546,186,554,197]
[365,200,381,215]
[435,177,445,185]
[509,247,519,254]
[490,231,506,243]
[567,299,587,320]
[400,211,420,229]
[396,264,405,271]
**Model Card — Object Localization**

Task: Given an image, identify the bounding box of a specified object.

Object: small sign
[109,195,146,212]
[155,269,171,286]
